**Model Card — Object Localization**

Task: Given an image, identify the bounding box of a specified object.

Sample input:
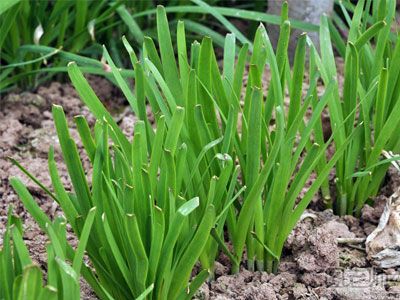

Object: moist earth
[1,79,399,299]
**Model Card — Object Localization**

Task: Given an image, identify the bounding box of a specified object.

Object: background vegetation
[0,0,317,92]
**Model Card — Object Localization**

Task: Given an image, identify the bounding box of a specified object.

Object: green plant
[85,5,357,275]
[7,4,399,300]
[10,94,236,298]
[0,0,130,90]
[318,0,400,215]
[0,206,95,299]
[0,0,318,92]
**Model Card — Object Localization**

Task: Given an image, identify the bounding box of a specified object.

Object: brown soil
[1,77,400,299]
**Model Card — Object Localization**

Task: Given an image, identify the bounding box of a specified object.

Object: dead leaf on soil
[366,186,400,268]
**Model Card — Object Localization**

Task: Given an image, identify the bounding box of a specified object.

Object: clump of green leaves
[93,5,355,274]
[320,0,400,215]
[11,94,232,298]
[0,0,131,90]
[0,0,317,92]
[0,206,95,299]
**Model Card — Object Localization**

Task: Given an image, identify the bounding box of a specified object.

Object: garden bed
[1,77,399,300]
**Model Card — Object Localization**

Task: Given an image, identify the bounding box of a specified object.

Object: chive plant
[11,97,232,298]
[86,5,355,274]
[316,0,400,216]
[65,8,245,281]
[0,206,95,299]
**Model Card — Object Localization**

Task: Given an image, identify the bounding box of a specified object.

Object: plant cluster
[319,0,400,215]
[1,0,126,89]
[0,0,316,92]
[2,0,399,299]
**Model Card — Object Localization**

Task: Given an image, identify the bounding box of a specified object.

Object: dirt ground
[1,77,399,299]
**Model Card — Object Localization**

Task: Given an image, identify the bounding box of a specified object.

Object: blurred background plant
[1,0,126,90]
[0,0,319,93]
